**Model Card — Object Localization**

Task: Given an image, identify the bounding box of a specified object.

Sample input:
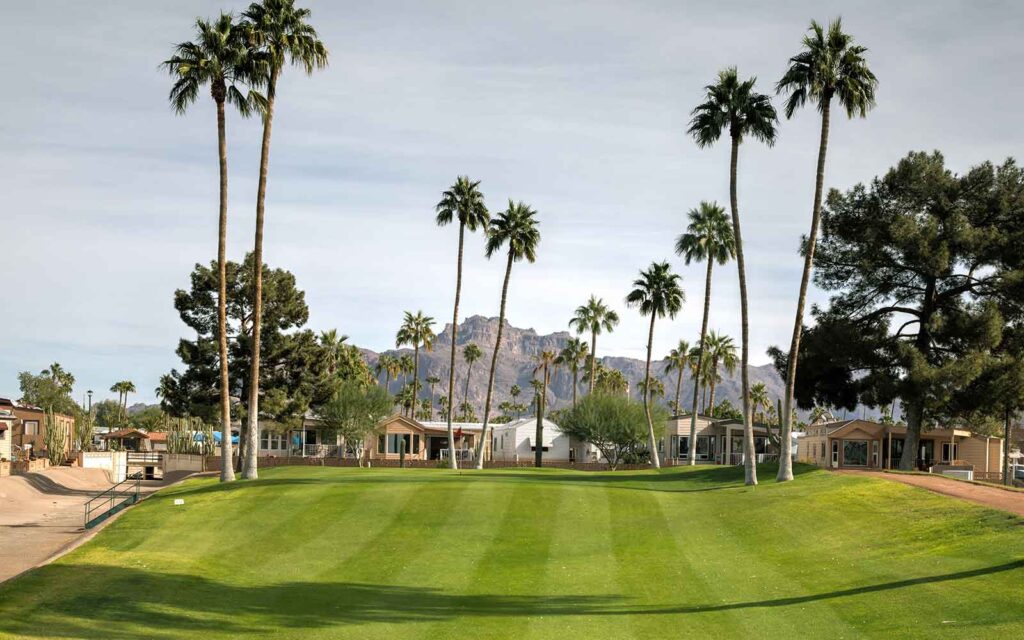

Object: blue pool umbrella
[211,431,240,445]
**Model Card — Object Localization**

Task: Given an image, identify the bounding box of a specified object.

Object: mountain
[361,315,793,417]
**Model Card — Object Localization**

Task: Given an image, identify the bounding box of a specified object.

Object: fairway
[1,465,1022,639]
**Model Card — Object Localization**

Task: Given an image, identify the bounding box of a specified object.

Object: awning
[0,423,8,431]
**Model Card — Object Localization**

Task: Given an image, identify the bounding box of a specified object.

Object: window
[754,436,767,454]
[941,442,957,463]
[820,442,825,458]
[24,420,39,436]
[387,433,414,454]
[871,440,879,467]
[413,434,420,454]
[377,434,386,454]
[260,430,270,450]
[677,436,689,457]
[843,440,868,466]
[831,440,839,466]
[658,438,664,453]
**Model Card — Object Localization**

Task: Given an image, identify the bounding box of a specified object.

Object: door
[831,440,839,467]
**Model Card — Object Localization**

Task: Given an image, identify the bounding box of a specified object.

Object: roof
[147,432,167,443]
[418,420,487,432]
[100,429,150,440]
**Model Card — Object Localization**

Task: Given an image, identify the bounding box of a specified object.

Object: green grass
[1,464,1022,639]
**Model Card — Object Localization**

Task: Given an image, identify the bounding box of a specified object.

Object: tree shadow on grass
[2,559,1021,638]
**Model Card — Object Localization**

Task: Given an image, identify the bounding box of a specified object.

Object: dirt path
[0,468,184,584]
[840,470,1024,517]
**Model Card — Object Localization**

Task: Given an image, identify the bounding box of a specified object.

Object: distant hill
[361,315,822,417]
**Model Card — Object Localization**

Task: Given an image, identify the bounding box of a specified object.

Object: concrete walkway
[0,467,186,584]
[839,470,1024,517]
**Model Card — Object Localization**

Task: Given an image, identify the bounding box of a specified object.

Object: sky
[2,1,1023,405]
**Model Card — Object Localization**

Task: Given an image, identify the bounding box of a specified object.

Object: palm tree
[638,377,666,402]
[426,375,441,420]
[556,338,589,409]
[163,13,259,484]
[663,340,691,415]
[750,382,772,424]
[240,0,328,480]
[532,351,558,467]
[474,201,541,467]
[626,261,685,469]
[688,67,778,486]
[436,176,489,469]
[375,354,395,391]
[569,296,620,395]
[703,331,737,417]
[398,354,415,415]
[319,329,349,376]
[397,310,436,419]
[675,200,735,465]
[775,18,877,482]
[43,363,75,396]
[109,381,137,423]
[461,343,483,420]
[510,384,522,418]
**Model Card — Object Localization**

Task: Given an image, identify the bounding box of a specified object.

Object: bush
[560,394,666,469]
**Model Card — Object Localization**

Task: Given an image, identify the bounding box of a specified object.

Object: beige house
[799,419,1003,473]
[369,416,488,464]
[663,413,779,464]
[3,401,74,458]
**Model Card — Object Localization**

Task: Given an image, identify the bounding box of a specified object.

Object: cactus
[399,437,406,468]
[43,408,69,465]
[167,416,214,455]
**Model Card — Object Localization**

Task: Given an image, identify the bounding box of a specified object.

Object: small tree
[560,394,665,470]
[318,381,393,467]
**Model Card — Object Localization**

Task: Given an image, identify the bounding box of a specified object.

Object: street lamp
[87,390,93,412]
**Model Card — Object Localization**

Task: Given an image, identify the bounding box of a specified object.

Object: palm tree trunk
[572,369,579,408]
[1003,409,1012,486]
[474,251,515,468]
[688,259,715,465]
[215,97,235,483]
[673,366,682,416]
[412,344,419,420]
[463,364,473,416]
[707,361,718,417]
[445,223,465,469]
[535,367,548,468]
[643,314,661,469]
[244,72,277,480]
[779,98,831,483]
[589,334,597,394]
[729,133,756,486]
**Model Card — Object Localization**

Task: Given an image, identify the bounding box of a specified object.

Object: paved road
[0,467,184,584]
[839,470,1024,517]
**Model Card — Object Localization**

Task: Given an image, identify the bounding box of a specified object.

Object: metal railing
[439,448,475,462]
[126,452,161,466]
[84,472,143,529]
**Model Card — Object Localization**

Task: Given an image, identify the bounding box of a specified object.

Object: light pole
[87,390,93,412]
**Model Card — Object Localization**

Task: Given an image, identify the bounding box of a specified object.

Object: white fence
[79,451,127,482]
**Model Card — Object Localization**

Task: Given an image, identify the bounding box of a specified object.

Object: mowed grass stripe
[521,472,615,639]
[446,466,565,634]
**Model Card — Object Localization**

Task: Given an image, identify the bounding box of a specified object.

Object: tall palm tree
[426,375,441,420]
[569,296,620,395]
[109,381,137,423]
[461,343,483,419]
[663,340,691,415]
[319,329,349,376]
[703,331,737,417]
[240,0,328,480]
[163,13,259,484]
[397,310,436,419]
[474,201,541,467]
[688,66,778,486]
[775,18,877,482]
[626,261,685,469]
[435,176,489,469]
[675,200,735,465]
[556,338,589,408]
[532,351,558,467]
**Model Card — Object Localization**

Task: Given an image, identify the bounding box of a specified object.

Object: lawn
[0,464,1022,639]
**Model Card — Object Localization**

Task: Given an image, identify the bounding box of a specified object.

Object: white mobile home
[490,418,602,463]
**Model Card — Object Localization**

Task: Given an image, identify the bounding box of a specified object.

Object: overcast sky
[2,1,1022,405]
